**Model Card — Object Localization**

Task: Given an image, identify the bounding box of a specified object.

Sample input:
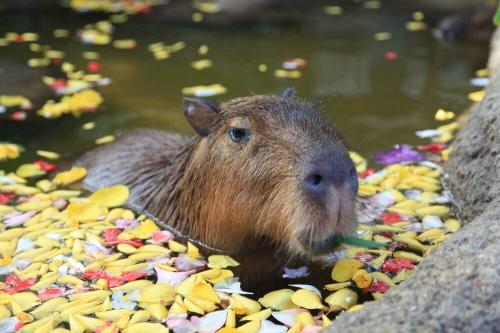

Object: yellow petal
[31,297,67,318]
[73,314,106,331]
[96,309,134,321]
[187,242,200,259]
[0,304,11,320]
[225,308,236,328]
[325,288,358,311]
[323,281,352,292]
[347,304,364,313]
[16,200,52,212]
[230,294,261,315]
[89,185,129,208]
[139,284,175,303]
[331,258,364,282]
[124,323,169,333]
[208,255,240,269]
[95,135,115,145]
[53,167,87,185]
[129,220,159,239]
[16,164,45,178]
[445,219,461,232]
[192,281,220,303]
[370,272,396,287]
[294,311,315,325]
[241,308,271,321]
[66,202,107,223]
[290,289,324,310]
[11,292,41,311]
[129,310,150,325]
[352,269,372,289]
[149,303,168,321]
[236,320,260,333]
[258,289,295,310]
[36,150,60,160]
[322,314,331,328]
[32,318,53,333]
[68,313,86,333]
[168,240,187,252]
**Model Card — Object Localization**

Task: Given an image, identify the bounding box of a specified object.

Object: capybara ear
[282,86,296,98]
[183,97,221,137]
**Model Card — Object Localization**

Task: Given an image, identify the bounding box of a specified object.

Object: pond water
[0,0,488,171]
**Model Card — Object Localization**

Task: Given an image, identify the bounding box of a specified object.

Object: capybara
[76,91,359,280]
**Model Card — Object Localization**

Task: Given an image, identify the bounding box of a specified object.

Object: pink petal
[175,253,206,271]
[301,325,323,333]
[154,266,195,286]
[151,230,174,244]
[166,317,196,333]
[4,211,36,227]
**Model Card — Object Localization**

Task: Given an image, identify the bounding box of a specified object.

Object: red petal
[87,61,102,73]
[381,212,401,224]
[83,269,108,280]
[417,143,446,153]
[105,276,125,288]
[381,258,415,273]
[366,279,390,293]
[122,271,147,282]
[0,193,14,205]
[39,287,65,300]
[358,168,375,178]
[33,160,58,172]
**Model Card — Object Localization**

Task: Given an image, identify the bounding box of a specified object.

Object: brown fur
[76,94,358,280]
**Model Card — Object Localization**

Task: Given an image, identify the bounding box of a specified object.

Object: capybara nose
[303,151,358,199]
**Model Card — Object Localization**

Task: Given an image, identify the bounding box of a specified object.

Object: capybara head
[179,90,358,258]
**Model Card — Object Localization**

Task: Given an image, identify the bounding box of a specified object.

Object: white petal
[288,284,322,298]
[257,320,287,333]
[191,309,228,333]
[272,309,306,327]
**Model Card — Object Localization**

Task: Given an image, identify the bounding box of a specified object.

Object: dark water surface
[0,1,488,167]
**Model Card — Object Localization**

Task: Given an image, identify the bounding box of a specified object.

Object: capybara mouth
[299,232,347,256]
[296,186,358,257]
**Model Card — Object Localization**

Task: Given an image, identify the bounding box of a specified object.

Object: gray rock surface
[324,29,500,333]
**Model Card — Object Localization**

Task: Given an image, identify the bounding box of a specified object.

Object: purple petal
[373,145,424,165]
[282,266,310,279]
[115,219,139,229]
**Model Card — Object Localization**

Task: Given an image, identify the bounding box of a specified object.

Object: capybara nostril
[304,171,328,198]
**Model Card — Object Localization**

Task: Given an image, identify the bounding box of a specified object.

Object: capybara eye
[228,127,248,143]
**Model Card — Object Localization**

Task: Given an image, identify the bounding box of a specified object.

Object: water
[0,1,488,169]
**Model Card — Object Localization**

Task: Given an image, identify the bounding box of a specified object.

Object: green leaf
[494,5,500,26]
[331,235,387,249]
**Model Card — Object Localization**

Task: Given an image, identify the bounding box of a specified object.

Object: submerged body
[77,94,358,280]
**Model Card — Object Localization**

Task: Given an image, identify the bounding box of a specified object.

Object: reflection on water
[0,1,488,169]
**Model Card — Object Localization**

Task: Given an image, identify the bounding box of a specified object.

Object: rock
[324,28,500,333]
